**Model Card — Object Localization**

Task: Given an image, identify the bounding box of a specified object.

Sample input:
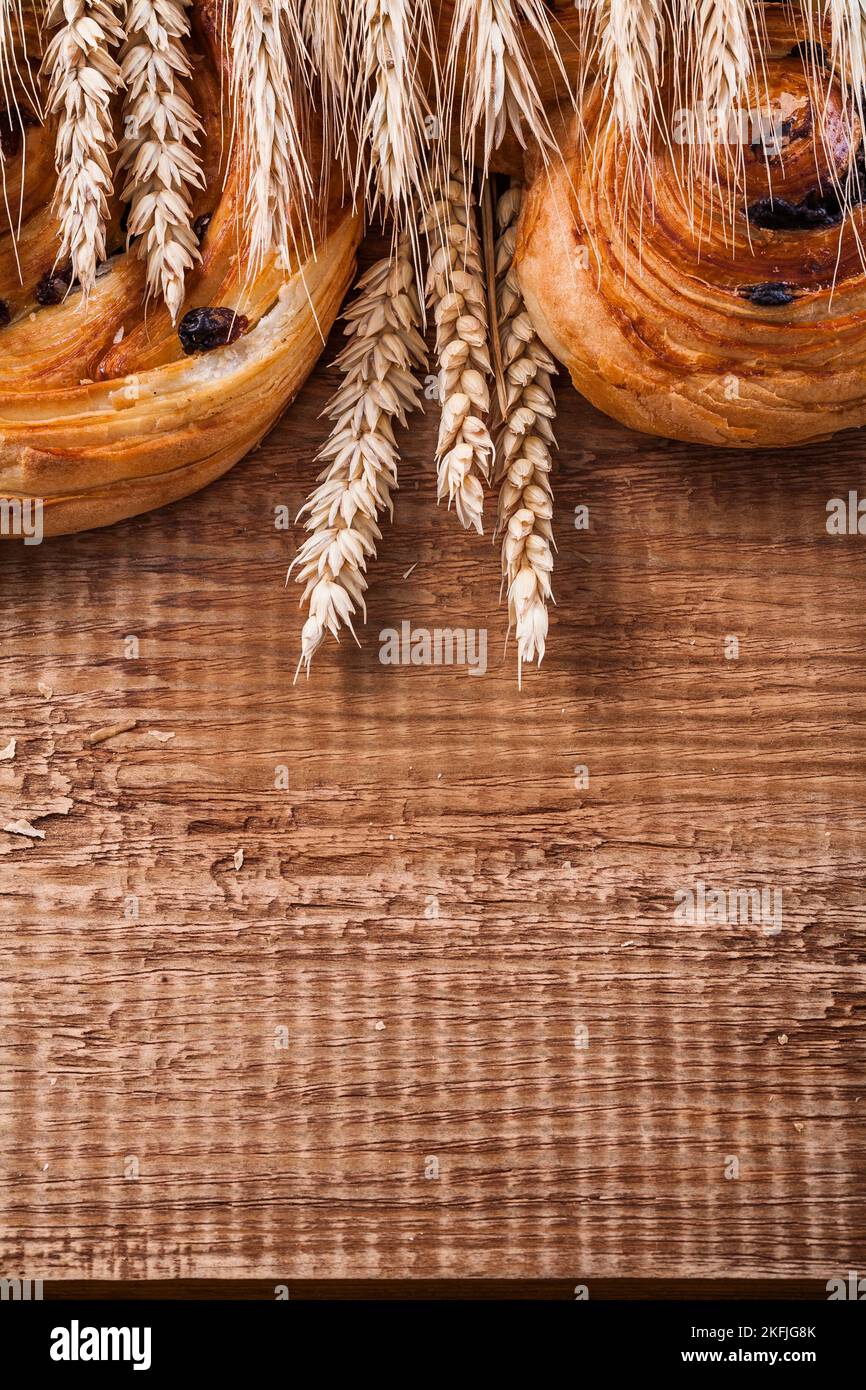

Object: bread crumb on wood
[37,681,53,700]
[0,737,16,762]
[233,848,244,871]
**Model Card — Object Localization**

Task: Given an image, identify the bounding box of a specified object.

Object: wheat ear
[697,1,754,124]
[665,0,756,228]
[289,236,427,677]
[690,1,755,174]
[446,0,566,175]
[495,184,557,686]
[42,0,126,300]
[423,159,495,535]
[231,0,313,275]
[596,0,665,143]
[355,0,436,233]
[118,0,203,324]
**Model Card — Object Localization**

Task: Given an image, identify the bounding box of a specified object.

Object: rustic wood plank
[1,235,864,1281]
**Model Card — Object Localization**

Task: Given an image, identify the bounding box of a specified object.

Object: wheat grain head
[118,0,204,323]
[42,0,126,300]
[289,235,427,676]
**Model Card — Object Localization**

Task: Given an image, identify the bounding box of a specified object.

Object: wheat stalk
[423,158,495,535]
[446,0,566,175]
[355,0,436,233]
[596,0,665,142]
[289,236,427,677]
[688,0,755,191]
[42,0,125,300]
[231,0,313,275]
[118,0,204,324]
[495,184,557,686]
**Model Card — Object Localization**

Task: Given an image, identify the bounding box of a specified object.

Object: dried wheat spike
[231,0,313,274]
[596,0,665,143]
[495,184,557,685]
[355,0,436,233]
[424,159,495,535]
[42,0,126,300]
[118,0,204,324]
[289,236,427,677]
[446,0,565,175]
[693,1,754,130]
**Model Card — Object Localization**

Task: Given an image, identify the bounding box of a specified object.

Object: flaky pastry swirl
[0,1,360,537]
[516,6,866,449]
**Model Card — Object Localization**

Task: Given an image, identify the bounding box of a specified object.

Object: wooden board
[1,236,865,1284]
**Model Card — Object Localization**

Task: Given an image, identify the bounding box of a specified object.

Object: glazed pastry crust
[0,1,361,537]
[515,8,866,449]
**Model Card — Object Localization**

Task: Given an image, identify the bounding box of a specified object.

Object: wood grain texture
[1,233,865,1283]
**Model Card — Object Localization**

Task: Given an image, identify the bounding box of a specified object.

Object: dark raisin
[178,307,249,355]
[193,213,212,245]
[748,138,866,229]
[0,300,9,327]
[738,282,796,308]
[35,263,74,306]
[748,194,842,230]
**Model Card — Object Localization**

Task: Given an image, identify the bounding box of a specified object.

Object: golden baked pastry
[0,1,360,538]
[515,6,866,448]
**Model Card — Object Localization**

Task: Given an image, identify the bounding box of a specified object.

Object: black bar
[0,1288,861,1377]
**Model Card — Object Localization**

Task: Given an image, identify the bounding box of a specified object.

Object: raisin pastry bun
[515,9,866,449]
[0,2,361,538]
